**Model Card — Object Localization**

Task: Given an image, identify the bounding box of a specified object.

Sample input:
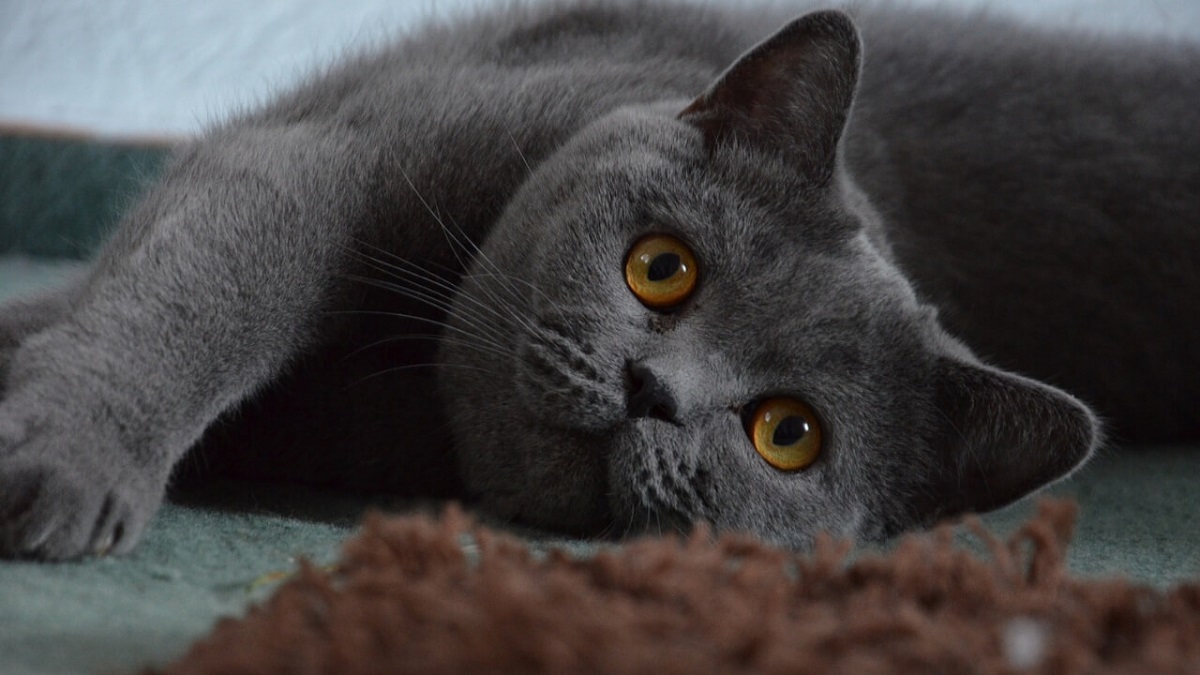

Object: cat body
[0,1,1195,559]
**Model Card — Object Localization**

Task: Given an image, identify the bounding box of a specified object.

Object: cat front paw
[0,418,164,561]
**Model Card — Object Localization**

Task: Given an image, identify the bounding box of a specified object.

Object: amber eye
[748,397,823,471]
[624,234,699,309]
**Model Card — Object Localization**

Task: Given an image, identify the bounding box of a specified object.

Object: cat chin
[603,418,716,537]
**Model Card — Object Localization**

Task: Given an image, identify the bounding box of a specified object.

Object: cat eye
[624,234,698,309]
[748,397,823,471]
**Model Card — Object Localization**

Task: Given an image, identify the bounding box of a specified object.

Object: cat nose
[625,360,680,424]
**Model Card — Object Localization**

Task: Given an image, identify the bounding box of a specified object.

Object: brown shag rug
[157,499,1200,674]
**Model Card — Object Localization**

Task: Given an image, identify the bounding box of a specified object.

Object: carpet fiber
[157,500,1200,674]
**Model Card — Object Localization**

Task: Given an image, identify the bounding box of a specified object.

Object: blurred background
[1,0,1198,140]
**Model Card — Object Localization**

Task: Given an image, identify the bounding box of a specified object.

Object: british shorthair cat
[0,1,1195,559]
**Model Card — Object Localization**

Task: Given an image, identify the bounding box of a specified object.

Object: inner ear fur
[678,10,861,184]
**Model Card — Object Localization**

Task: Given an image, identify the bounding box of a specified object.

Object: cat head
[439,10,1098,546]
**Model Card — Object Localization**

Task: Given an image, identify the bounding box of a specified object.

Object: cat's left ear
[926,356,1101,518]
[678,10,861,184]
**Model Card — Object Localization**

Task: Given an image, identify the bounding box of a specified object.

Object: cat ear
[927,356,1100,517]
[678,10,861,183]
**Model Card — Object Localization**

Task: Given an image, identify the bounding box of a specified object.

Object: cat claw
[0,445,160,561]
[93,532,116,557]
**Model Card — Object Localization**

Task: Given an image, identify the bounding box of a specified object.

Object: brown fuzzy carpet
[157,500,1200,674]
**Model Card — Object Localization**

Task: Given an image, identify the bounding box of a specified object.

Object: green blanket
[0,136,1197,675]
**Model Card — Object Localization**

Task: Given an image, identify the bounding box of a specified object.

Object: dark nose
[625,360,680,423]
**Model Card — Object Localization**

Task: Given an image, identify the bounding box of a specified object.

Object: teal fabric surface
[963,447,1200,583]
[0,255,86,295]
[0,479,367,675]
[0,137,168,258]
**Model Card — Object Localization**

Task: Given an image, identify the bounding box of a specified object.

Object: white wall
[1,0,1196,140]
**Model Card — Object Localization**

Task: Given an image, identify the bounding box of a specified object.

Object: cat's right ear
[924,356,1101,519]
[678,10,861,184]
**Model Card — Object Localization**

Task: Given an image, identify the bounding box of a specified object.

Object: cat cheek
[502,311,634,432]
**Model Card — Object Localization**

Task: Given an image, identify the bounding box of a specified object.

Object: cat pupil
[647,253,681,282]
[773,417,809,446]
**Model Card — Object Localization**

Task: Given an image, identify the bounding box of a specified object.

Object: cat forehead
[553,106,852,243]
[536,108,927,338]
[529,105,931,341]
[702,241,930,374]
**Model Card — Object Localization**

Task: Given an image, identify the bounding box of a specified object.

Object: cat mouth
[603,419,716,537]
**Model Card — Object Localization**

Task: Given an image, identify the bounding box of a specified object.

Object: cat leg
[0,125,370,559]
[0,279,83,393]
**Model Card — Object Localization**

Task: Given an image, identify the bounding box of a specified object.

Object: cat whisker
[619,504,636,540]
[346,248,530,344]
[342,237,463,286]
[437,213,543,336]
[461,266,568,328]
[671,514,691,539]
[342,271,512,343]
[394,161,475,274]
[388,161,544,340]
[344,267,479,320]
[424,211,552,308]
[324,309,508,353]
[341,332,517,363]
[343,362,500,391]
[442,213,565,324]
[373,161,561,348]
[505,127,534,177]
[346,243,461,292]
[343,273,508,346]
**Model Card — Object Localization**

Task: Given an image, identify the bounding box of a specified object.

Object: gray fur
[0,1,1195,559]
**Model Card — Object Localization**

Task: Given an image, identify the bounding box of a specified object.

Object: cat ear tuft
[678,10,861,184]
[927,356,1100,518]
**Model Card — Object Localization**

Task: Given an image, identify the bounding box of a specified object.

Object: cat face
[439,11,1098,546]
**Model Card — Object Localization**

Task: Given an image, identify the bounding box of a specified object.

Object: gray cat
[0,0,1196,560]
